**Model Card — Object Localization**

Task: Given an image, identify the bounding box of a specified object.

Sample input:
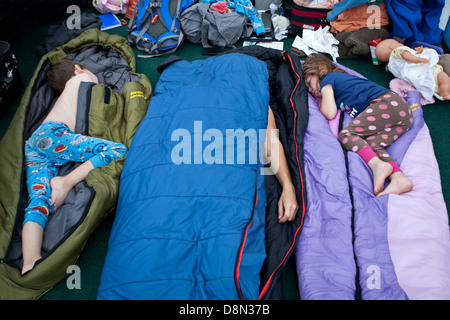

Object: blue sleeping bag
[97,53,270,299]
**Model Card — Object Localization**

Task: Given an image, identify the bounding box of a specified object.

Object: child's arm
[320,84,338,120]
[401,49,429,64]
[266,107,299,223]
[414,46,425,54]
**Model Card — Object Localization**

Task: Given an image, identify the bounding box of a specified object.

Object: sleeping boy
[21,60,127,275]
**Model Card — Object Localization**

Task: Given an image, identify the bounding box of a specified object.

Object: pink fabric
[327,108,341,138]
[357,146,377,164]
[210,2,229,13]
[387,124,450,299]
[389,78,434,105]
[388,160,402,174]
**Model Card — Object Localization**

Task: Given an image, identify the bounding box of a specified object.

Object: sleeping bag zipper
[234,187,258,300]
[258,52,306,300]
[339,109,361,300]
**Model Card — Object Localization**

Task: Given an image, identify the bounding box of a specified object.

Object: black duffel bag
[0,40,22,116]
[288,1,331,37]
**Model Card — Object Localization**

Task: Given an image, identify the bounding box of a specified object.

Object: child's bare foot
[368,158,393,196]
[21,221,44,275]
[22,256,40,275]
[377,172,413,197]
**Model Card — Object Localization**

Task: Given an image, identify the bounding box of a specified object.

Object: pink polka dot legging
[338,92,413,174]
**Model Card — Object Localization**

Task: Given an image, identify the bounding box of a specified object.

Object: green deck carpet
[1,6,448,300]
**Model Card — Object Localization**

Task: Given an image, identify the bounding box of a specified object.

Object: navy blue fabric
[320,71,388,118]
[384,0,445,46]
[225,47,309,300]
[97,53,269,299]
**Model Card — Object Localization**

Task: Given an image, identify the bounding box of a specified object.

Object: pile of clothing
[200,0,266,35]
[292,0,448,58]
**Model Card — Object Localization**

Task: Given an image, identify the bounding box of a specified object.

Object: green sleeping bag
[0,29,152,299]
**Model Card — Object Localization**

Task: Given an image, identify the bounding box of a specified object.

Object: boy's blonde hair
[302,53,345,83]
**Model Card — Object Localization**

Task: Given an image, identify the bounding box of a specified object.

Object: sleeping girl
[302,53,413,198]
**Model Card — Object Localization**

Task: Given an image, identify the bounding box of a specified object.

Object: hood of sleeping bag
[0,28,152,300]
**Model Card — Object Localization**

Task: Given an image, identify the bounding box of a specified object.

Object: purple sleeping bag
[296,66,450,300]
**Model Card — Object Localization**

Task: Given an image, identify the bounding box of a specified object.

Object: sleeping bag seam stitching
[118,194,255,212]
[108,232,247,249]
[97,276,238,293]
[139,107,266,124]
[121,162,259,180]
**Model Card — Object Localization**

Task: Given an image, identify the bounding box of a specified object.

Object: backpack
[0,40,22,117]
[127,0,193,57]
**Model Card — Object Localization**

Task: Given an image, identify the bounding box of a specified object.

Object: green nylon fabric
[0,28,152,300]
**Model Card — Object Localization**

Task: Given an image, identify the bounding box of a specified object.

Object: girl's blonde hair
[302,53,345,83]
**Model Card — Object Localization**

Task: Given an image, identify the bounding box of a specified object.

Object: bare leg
[21,221,43,275]
[438,71,450,100]
[367,157,393,195]
[377,171,413,197]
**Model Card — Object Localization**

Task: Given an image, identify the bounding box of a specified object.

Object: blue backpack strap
[129,0,193,57]
[137,33,184,58]
[130,0,162,47]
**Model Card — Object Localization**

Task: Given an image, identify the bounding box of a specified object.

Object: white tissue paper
[271,14,290,41]
[292,26,340,61]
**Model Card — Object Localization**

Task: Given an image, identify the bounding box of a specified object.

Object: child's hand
[415,46,425,54]
[413,46,429,63]
[49,160,95,212]
[50,176,71,211]
[278,186,299,223]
